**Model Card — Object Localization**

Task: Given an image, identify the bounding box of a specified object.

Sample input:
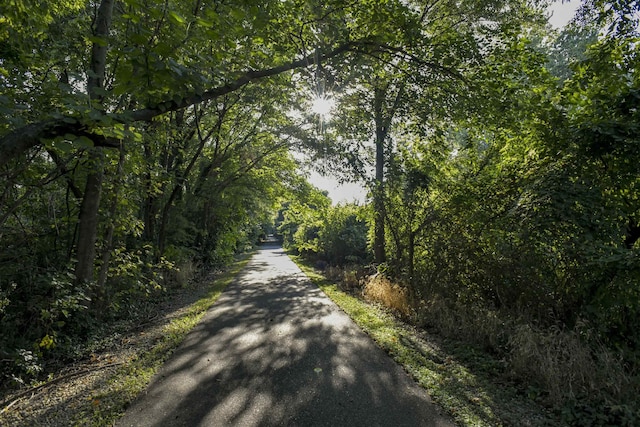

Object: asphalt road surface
[117,243,454,427]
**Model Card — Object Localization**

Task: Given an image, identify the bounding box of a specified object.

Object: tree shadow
[116,246,452,427]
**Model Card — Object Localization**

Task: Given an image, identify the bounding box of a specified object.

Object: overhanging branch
[0,41,359,168]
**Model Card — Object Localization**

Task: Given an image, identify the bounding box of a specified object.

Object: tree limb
[0,42,360,168]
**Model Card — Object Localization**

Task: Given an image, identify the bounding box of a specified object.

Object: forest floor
[0,257,250,426]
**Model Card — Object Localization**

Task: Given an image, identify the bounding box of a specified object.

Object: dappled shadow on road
[118,246,451,427]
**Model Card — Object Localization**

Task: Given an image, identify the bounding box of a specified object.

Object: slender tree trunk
[624,217,640,249]
[371,81,405,265]
[158,109,208,256]
[158,203,172,257]
[373,87,386,264]
[74,0,115,285]
[407,229,418,306]
[96,142,125,314]
[142,139,157,242]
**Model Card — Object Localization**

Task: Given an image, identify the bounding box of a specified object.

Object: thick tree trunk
[74,0,114,285]
[75,149,104,283]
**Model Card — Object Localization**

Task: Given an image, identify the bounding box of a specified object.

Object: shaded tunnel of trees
[1,0,639,422]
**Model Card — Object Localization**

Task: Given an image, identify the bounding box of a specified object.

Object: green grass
[72,254,251,426]
[291,255,556,426]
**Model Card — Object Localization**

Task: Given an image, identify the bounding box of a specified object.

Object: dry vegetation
[321,263,639,425]
[363,274,412,317]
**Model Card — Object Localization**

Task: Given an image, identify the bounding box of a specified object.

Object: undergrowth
[297,257,640,426]
[292,255,556,426]
[417,296,640,425]
[75,254,250,426]
[0,254,250,426]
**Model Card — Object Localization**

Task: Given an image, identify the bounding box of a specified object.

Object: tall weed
[363,274,411,317]
[356,273,639,421]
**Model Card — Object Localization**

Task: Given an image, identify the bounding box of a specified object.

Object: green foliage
[277,188,328,253]
[2,0,639,418]
[320,204,370,265]
[0,269,91,383]
[277,186,370,265]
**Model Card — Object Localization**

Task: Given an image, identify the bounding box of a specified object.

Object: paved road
[117,244,454,427]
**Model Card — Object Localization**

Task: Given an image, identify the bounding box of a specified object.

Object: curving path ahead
[117,244,454,427]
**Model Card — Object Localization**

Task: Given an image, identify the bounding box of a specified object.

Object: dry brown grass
[323,264,638,413]
[417,296,637,407]
[508,322,634,403]
[363,274,411,317]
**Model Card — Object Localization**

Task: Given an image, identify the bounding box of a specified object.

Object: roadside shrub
[508,322,635,403]
[415,292,639,417]
[325,264,371,292]
[163,245,198,287]
[0,269,92,386]
[279,201,370,266]
[319,204,370,265]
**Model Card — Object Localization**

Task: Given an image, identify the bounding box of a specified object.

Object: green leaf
[168,11,186,25]
[53,140,73,153]
[73,135,94,148]
[87,35,108,47]
[195,17,213,27]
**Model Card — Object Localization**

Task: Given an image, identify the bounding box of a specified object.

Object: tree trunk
[373,87,386,264]
[96,142,125,311]
[407,229,418,306]
[142,138,157,243]
[74,0,114,285]
[158,109,209,256]
[371,80,405,265]
[624,217,640,249]
[75,149,104,284]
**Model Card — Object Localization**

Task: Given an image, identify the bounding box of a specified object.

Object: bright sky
[308,169,369,205]
[309,0,581,205]
[548,0,581,28]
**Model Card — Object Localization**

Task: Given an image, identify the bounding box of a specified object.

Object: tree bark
[371,80,406,265]
[75,149,105,284]
[624,217,640,249]
[373,105,386,264]
[142,139,157,243]
[74,0,115,285]
[157,109,211,256]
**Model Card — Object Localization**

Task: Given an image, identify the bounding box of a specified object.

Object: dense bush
[278,195,370,266]
[372,33,640,415]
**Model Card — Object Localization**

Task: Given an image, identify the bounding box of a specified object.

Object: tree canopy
[1,0,640,422]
